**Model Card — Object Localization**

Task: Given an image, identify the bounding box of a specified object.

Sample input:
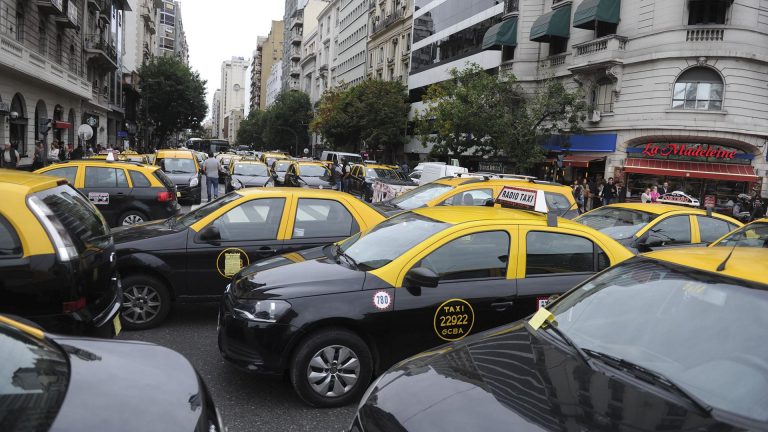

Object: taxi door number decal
[88,192,109,205]
[217,248,250,278]
[434,299,475,342]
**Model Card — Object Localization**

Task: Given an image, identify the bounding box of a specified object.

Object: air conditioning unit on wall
[589,110,601,122]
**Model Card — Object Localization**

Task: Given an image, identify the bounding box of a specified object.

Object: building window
[689,0,730,25]
[591,79,614,113]
[672,67,724,111]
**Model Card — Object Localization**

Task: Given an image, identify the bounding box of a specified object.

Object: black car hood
[165,172,197,185]
[360,324,746,432]
[49,337,211,431]
[232,174,271,187]
[233,253,364,299]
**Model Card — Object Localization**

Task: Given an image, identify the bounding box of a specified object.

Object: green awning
[530,5,572,43]
[573,0,620,30]
[482,17,519,50]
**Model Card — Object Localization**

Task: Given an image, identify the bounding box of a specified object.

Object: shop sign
[641,143,737,160]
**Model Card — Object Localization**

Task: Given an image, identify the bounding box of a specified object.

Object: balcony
[571,34,627,67]
[37,0,64,15]
[84,34,118,71]
[371,8,405,36]
[55,1,79,29]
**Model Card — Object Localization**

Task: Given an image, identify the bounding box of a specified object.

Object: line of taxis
[1,164,766,431]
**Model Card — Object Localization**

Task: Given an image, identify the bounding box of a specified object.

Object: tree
[237,110,267,149]
[312,80,408,161]
[413,63,587,171]
[263,90,312,155]
[139,56,207,148]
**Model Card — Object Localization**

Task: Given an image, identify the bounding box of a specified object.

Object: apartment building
[367,0,412,84]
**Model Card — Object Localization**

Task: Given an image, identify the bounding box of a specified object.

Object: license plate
[113,314,122,336]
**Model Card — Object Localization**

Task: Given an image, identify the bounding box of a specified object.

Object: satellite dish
[77,124,93,141]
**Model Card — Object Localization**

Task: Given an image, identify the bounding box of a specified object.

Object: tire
[290,328,373,408]
[119,210,148,226]
[120,274,172,331]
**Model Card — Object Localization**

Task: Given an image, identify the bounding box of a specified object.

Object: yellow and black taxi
[36,160,180,227]
[351,247,768,432]
[374,176,579,218]
[218,188,633,407]
[154,149,202,205]
[113,188,385,330]
[710,218,768,248]
[284,160,335,189]
[225,159,274,193]
[0,315,224,431]
[0,170,121,337]
[576,203,742,253]
[348,163,416,202]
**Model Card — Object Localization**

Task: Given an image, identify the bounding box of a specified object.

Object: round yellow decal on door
[433,298,475,341]
[216,248,250,278]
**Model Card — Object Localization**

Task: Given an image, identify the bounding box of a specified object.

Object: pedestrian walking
[203,151,221,202]
[641,187,652,203]
[0,143,19,169]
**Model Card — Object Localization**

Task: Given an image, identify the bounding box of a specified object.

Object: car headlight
[233,300,291,323]
[189,176,199,187]
[232,179,243,189]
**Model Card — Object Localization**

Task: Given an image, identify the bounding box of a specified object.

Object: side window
[129,171,152,187]
[649,216,691,245]
[211,198,285,241]
[293,199,356,238]
[696,216,733,243]
[115,169,129,188]
[526,231,598,275]
[440,188,493,206]
[0,215,22,257]
[42,167,77,185]
[85,167,117,187]
[418,231,510,281]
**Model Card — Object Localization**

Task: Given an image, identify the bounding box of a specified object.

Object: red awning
[53,121,72,129]
[624,158,759,182]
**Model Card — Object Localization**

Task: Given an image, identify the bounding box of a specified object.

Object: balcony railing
[371,8,405,36]
[574,34,627,56]
[686,27,724,42]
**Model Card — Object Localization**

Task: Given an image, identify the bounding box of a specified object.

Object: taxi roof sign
[496,186,549,213]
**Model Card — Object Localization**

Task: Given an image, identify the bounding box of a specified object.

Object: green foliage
[139,56,207,147]
[414,63,588,170]
[262,90,313,155]
[312,80,408,162]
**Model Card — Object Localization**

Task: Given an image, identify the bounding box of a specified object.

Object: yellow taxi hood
[643,247,768,285]
[1,169,67,194]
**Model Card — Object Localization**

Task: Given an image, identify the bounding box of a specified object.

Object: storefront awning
[625,158,759,182]
[573,0,621,30]
[482,17,518,50]
[530,5,572,42]
[53,121,72,129]
[544,134,617,152]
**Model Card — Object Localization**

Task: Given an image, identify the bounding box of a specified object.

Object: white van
[321,151,363,165]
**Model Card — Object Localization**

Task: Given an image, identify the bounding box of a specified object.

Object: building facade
[475,0,768,202]
[266,60,283,108]
[335,0,369,87]
[218,56,248,140]
[367,0,412,85]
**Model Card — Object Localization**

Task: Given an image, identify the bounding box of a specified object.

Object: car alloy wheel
[122,284,162,325]
[307,345,361,397]
[122,214,145,225]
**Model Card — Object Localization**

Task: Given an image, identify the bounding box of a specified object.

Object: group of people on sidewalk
[571,178,673,214]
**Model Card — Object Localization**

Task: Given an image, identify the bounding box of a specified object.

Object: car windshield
[174,193,240,229]
[713,222,768,248]
[340,213,450,270]
[548,257,768,422]
[300,165,330,177]
[388,183,454,210]
[234,164,269,177]
[274,161,290,172]
[577,207,659,240]
[157,158,196,174]
[0,323,70,431]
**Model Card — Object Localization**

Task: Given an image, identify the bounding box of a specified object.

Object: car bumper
[217,290,295,374]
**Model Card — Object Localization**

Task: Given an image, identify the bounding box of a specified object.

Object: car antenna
[716,231,744,272]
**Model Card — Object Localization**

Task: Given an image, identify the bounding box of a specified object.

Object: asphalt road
[118,303,355,432]
[120,183,355,432]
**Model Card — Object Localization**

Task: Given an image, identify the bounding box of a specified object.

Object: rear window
[152,169,176,190]
[0,323,69,431]
[32,185,111,252]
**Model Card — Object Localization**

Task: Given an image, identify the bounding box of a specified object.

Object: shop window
[688,0,730,25]
[549,37,568,55]
[591,79,615,113]
[672,67,724,111]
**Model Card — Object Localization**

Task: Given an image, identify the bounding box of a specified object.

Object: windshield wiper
[583,349,712,415]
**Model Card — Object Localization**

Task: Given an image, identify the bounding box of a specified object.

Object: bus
[185,138,230,155]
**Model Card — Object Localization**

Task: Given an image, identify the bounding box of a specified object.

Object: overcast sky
[181,0,285,120]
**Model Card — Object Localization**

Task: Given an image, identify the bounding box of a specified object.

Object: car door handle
[491,301,514,311]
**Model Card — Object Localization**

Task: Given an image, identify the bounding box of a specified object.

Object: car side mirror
[404,267,440,288]
[199,225,221,242]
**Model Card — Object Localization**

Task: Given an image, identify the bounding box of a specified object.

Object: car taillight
[157,191,175,202]
[63,297,87,313]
